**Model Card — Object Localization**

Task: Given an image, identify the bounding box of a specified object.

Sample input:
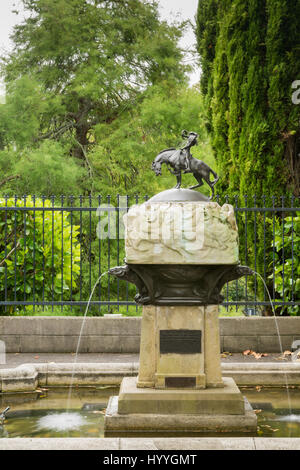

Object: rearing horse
[151,131,219,200]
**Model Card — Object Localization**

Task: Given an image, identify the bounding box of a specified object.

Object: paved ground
[1,437,300,450]
[0,352,292,369]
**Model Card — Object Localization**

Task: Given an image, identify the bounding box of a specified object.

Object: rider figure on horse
[181,130,198,173]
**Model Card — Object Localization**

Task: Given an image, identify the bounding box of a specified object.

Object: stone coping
[0,437,300,450]
[1,361,300,393]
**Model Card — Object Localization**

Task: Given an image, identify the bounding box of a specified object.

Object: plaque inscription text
[160,329,202,354]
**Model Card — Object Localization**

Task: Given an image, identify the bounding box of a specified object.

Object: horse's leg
[174,172,181,189]
[167,164,178,175]
[189,183,201,190]
[208,183,215,200]
[211,171,219,185]
[201,172,215,200]
[188,173,203,190]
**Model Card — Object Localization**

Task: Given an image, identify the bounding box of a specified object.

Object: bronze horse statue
[151,130,219,199]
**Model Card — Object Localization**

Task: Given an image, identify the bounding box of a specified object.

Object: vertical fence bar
[42,196,45,312]
[89,195,92,306]
[244,194,248,308]
[79,195,83,313]
[253,194,257,309]
[135,194,139,314]
[272,196,276,302]
[281,195,285,308]
[263,195,266,303]
[126,195,129,313]
[32,195,36,313]
[23,195,27,307]
[51,195,55,313]
[117,194,120,312]
[97,194,101,314]
[225,194,229,311]
[234,194,238,312]
[4,196,8,313]
[13,195,17,309]
[107,194,111,311]
[70,195,73,313]
[291,195,294,304]
[61,195,64,314]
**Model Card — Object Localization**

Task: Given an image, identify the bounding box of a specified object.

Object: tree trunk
[72,123,90,161]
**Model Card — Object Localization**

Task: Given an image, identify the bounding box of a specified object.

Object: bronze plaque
[160,329,202,354]
[165,376,196,388]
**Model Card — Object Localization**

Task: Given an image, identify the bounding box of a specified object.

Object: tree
[196,1,300,314]
[1,0,188,162]
[0,75,47,150]
[196,0,300,198]
[0,140,85,196]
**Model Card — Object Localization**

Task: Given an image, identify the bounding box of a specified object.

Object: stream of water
[66,272,108,412]
[252,270,293,421]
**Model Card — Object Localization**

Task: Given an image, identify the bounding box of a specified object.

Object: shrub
[0,196,80,314]
[268,216,300,315]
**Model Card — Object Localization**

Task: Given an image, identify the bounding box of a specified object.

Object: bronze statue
[151,130,219,199]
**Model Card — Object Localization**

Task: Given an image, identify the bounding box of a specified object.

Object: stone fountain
[104,131,257,435]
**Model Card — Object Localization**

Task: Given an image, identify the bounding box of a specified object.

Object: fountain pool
[1,386,300,438]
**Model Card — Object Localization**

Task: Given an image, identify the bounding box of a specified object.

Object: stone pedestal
[137,305,223,389]
[104,305,257,435]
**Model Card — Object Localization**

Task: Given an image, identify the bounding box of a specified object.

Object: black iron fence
[0,194,299,315]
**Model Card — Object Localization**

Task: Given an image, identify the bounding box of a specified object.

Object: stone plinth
[137,305,223,389]
[105,392,257,435]
[124,201,239,265]
[118,377,244,415]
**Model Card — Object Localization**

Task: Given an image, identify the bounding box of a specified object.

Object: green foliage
[0,76,47,150]
[196,0,300,315]
[268,216,300,315]
[196,0,300,197]
[0,196,80,314]
[0,140,85,196]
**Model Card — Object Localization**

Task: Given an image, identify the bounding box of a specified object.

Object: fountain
[104,131,258,435]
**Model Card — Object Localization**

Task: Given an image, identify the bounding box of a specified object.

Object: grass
[6,305,243,317]
[219,306,245,317]
[7,305,142,317]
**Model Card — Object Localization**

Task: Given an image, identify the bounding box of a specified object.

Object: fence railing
[0,194,299,315]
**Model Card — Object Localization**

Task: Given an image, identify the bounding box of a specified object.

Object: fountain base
[104,304,257,435]
[104,377,257,434]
